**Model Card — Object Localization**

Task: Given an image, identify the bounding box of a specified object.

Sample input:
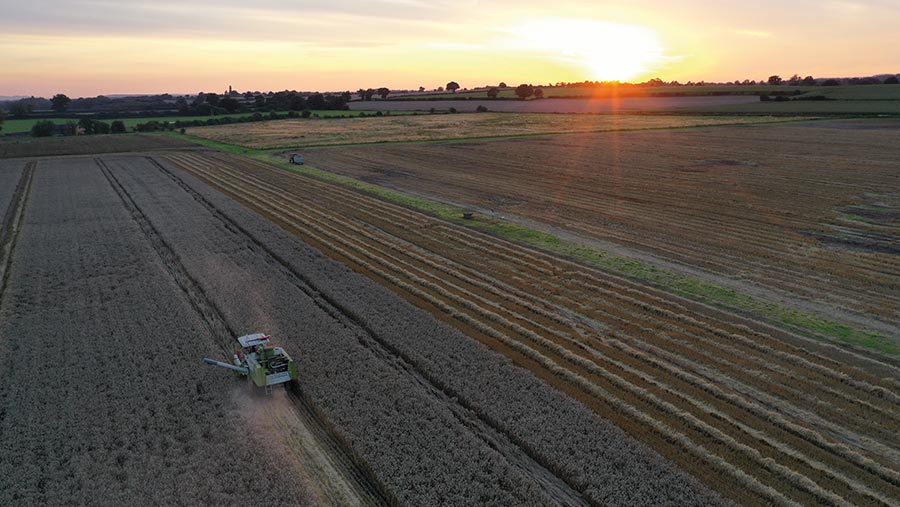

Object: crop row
[165,151,900,507]
[0,161,26,218]
[112,153,729,506]
[0,159,313,506]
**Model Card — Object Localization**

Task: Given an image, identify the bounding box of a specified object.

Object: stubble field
[303,121,900,338]
[185,113,792,149]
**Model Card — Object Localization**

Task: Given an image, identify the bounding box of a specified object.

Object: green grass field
[0,110,407,135]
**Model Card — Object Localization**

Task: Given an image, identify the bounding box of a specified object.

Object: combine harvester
[203,333,297,394]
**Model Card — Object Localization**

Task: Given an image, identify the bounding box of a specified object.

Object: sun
[504,18,666,82]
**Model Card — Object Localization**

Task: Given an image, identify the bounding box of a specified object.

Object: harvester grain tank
[203,333,297,393]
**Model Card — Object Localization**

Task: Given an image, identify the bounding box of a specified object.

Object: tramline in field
[204,333,297,393]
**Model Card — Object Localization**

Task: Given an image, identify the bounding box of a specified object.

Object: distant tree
[499,82,507,88]
[31,120,56,137]
[175,96,190,114]
[205,93,220,107]
[357,88,367,100]
[767,75,783,86]
[514,84,534,100]
[219,96,240,113]
[533,88,544,99]
[446,81,460,93]
[475,105,488,112]
[436,86,444,92]
[787,74,801,86]
[801,76,816,86]
[822,79,840,86]
[9,101,33,118]
[110,120,127,134]
[306,93,326,109]
[486,87,499,99]
[885,76,900,85]
[50,94,71,112]
[448,107,457,113]
[76,117,110,135]
[418,86,426,92]
[0,108,4,133]
[377,87,391,99]
[288,94,306,111]
[301,109,312,118]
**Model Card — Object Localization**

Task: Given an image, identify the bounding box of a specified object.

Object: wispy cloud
[736,29,775,39]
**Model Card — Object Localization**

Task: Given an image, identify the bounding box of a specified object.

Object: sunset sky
[2,0,898,97]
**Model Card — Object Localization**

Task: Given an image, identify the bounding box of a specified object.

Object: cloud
[736,29,775,39]
[0,0,460,41]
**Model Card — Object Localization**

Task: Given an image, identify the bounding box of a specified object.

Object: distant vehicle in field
[203,333,297,393]
[289,153,305,165]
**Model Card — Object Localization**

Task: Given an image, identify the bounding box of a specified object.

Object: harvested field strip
[98,158,393,507]
[304,127,900,327]
[403,164,900,312]
[164,150,900,507]
[253,149,898,356]
[185,113,795,150]
[0,161,35,302]
[180,151,900,398]
[187,153,900,379]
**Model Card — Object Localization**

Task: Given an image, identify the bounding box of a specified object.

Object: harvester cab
[203,333,297,394]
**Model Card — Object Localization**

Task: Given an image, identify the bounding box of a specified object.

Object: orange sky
[1,1,898,97]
